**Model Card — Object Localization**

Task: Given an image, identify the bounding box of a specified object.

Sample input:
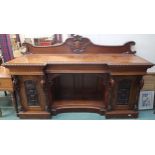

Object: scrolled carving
[66,35,91,53]
[123,41,136,54]
[22,42,33,54]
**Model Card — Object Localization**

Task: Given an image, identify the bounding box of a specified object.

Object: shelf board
[52,100,105,115]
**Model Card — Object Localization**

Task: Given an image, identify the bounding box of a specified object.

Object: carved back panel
[23,35,136,54]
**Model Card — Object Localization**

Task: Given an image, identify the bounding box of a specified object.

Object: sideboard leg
[11,91,19,117]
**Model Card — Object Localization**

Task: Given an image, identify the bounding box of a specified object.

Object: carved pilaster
[43,64,58,113]
[134,76,144,111]
[12,76,20,115]
[42,74,52,113]
[108,77,115,111]
[101,73,115,111]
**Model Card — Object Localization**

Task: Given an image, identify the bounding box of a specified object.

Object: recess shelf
[51,100,105,115]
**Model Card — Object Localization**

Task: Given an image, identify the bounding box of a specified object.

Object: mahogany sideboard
[3,35,154,119]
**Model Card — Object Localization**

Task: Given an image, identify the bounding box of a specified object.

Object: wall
[82,34,155,72]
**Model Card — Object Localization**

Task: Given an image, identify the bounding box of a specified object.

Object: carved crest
[66,35,91,53]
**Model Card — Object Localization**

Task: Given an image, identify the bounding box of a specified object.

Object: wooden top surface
[3,36,154,68]
[4,53,153,66]
[0,66,11,78]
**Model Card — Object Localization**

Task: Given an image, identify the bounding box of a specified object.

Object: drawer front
[47,64,109,73]
[0,78,13,91]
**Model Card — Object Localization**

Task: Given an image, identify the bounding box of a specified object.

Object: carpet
[1,92,155,120]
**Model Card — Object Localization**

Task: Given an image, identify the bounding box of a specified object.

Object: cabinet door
[18,75,46,111]
[111,76,141,110]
